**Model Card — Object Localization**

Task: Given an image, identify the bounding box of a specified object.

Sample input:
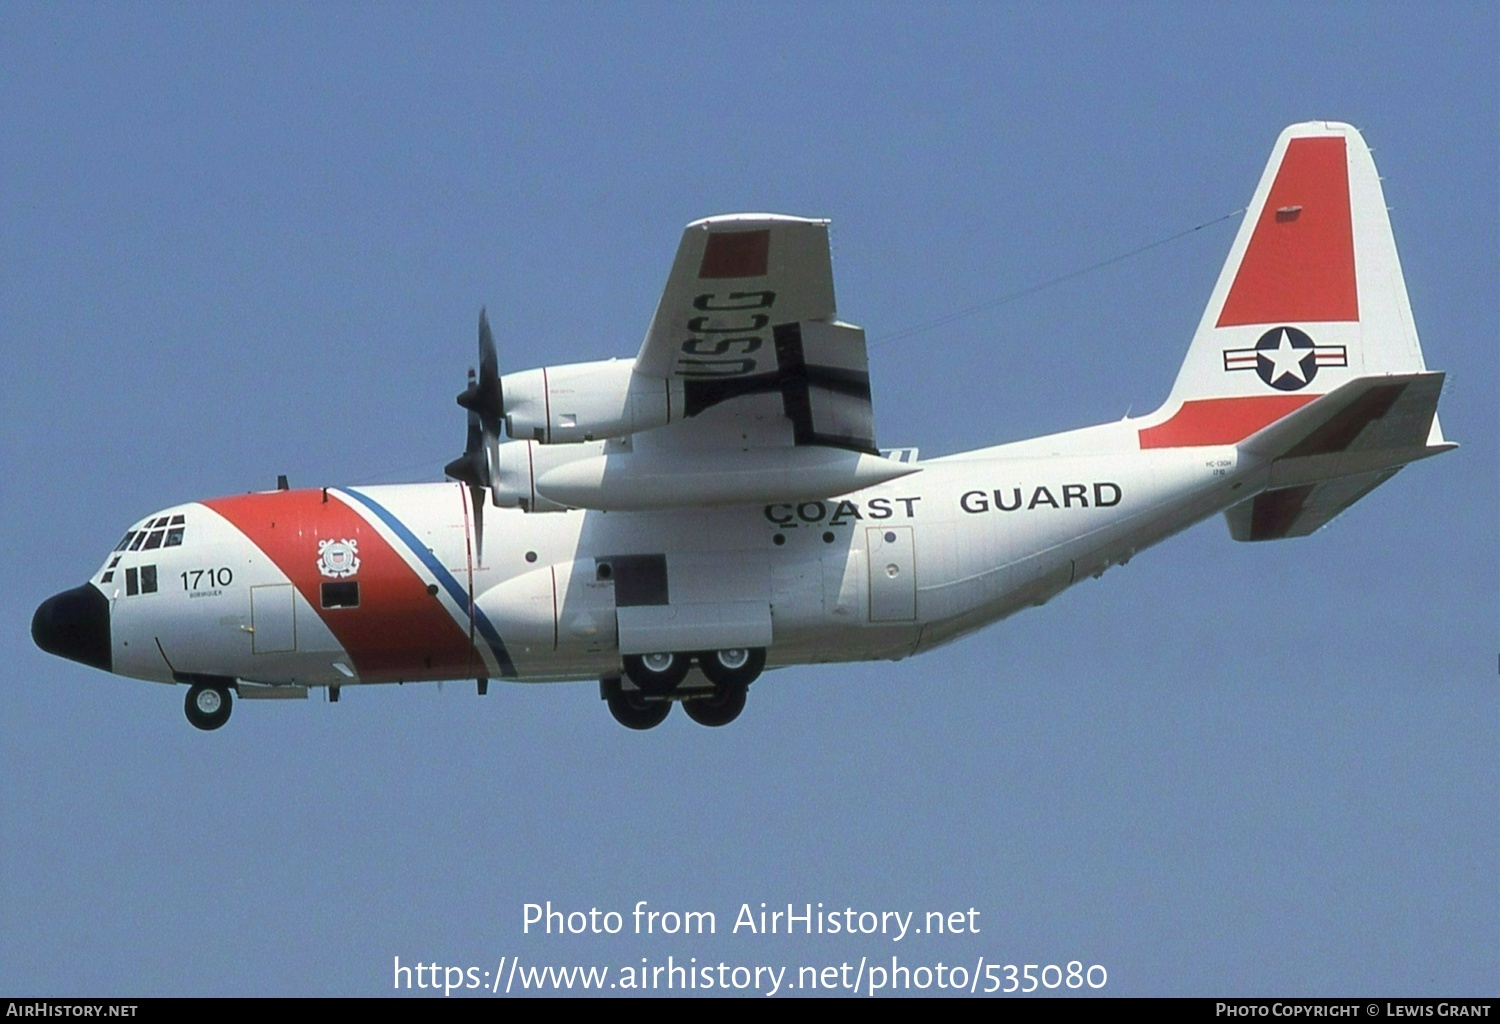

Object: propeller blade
[478,308,497,396]
[459,308,505,435]
[470,484,485,565]
[447,307,505,564]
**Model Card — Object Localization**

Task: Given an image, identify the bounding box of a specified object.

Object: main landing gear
[605,647,766,730]
[680,681,747,727]
[184,682,233,731]
[601,677,672,731]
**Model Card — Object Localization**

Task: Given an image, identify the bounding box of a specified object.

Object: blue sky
[2,3,1494,996]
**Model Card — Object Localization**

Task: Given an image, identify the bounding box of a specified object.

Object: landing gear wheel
[603,678,671,730]
[184,683,232,731]
[623,651,690,694]
[697,647,766,688]
[683,683,747,727]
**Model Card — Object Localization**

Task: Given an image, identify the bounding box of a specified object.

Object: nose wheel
[184,682,233,731]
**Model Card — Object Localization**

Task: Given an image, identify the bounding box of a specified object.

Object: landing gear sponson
[604,647,765,729]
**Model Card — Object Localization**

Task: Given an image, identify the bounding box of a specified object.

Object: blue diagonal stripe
[342,487,516,678]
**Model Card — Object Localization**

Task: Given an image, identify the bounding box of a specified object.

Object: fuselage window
[321,581,359,608]
[126,567,139,596]
[140,565,157,594]
[101,571,114,583]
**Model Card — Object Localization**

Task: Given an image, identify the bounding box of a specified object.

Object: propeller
[444,308,505,562]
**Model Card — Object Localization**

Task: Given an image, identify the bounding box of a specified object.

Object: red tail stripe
[1217,136,1358,327]
[1139,395,1316,449]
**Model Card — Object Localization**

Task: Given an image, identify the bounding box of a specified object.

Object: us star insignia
[1223,326,1347,391]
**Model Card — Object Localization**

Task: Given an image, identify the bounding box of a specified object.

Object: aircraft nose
[32,584,112,672]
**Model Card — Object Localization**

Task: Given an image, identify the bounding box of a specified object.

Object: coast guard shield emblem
[317,538,360,578]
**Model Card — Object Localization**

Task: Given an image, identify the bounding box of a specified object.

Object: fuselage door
[866,526,916,622]
[250,583,297,654]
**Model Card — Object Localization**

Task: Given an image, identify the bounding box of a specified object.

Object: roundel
[317,538,361,578]
[1255,326,1318,391]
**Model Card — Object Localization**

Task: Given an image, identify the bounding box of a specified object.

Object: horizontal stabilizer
[1225,469,1400,541]
[1227,372,1454,540]
[1239,372,1452,484]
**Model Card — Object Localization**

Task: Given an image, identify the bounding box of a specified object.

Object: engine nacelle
[491,439,607,512]
[502,359,682,444]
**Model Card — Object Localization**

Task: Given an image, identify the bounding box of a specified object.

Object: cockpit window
[117,514,188,555]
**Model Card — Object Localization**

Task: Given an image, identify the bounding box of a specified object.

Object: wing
[633,214,877,454]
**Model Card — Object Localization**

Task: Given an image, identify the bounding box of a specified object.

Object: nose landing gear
[184,682,233,731]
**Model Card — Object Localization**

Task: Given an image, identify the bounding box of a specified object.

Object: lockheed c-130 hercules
[33,122,1453,731]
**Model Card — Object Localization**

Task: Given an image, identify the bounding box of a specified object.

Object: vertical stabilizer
[1138,122,1430,450]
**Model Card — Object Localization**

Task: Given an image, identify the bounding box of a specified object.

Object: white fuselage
[93,431,1249,692]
